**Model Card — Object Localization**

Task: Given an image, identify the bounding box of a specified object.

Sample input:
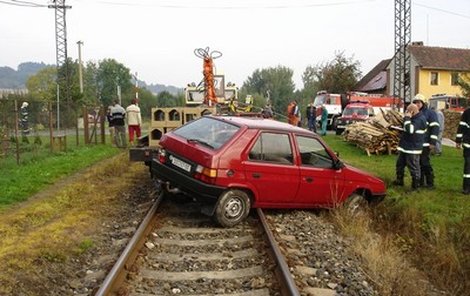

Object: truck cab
[335,101,375,135]
[313,91,344,129]
[428,94,469,112]
[185,74,238,106]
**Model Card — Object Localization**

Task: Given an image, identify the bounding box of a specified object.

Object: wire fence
[0,98,108,165]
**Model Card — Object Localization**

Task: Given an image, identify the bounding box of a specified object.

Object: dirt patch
[0,153,155,295]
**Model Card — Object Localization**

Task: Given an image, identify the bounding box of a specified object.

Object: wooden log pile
[342,109,404,156]
[442,110,461,140]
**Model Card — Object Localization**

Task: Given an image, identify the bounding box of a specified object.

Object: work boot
[392,175,404,186]
[411,178,420,191]
[419,174,426,187]
[463,179,470,195]
[425,174,435,189]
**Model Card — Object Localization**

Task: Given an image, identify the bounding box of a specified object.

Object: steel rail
[95,191,164,296]
[257,208,301,296]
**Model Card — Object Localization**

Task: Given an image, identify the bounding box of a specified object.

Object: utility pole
[77,40,84,94]
[133,72,139,101]
[76,40,84,146]
[393,0,411,111]
[48,0,72,132]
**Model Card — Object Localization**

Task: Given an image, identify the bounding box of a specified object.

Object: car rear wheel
[214,189,251,228]
[344,193,368,215]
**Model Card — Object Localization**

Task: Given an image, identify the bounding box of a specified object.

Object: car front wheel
[343,193,368,215]
[214,189,251,228]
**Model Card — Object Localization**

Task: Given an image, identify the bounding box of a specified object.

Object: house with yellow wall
[408,43,470,99]
[356,43,470,100]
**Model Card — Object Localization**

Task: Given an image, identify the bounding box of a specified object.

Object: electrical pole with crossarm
[393,0,411,111]
[48,0,71,131]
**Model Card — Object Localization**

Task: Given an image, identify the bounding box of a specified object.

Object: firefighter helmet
[412,93,427,104]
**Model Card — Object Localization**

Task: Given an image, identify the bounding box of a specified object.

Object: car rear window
[172,117,240,150]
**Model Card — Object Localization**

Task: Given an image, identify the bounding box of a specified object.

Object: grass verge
[0,153,147,295]
[324,135,470,295]
[0,139,120,209]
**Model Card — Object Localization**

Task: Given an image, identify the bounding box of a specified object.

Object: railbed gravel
[266,209,378,296]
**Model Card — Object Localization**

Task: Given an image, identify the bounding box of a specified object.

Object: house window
[451,72,460,86]
[430,72,439,85]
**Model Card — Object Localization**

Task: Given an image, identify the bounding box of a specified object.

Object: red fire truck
[428,94,469,112]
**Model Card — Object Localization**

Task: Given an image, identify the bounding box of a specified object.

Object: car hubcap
[225,198,242,218]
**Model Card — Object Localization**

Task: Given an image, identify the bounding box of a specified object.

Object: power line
[0,0,46,7]
[74,0,375,9]
[414,2,470,20]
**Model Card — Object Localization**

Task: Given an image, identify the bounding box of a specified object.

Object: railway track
[96,193,300,296]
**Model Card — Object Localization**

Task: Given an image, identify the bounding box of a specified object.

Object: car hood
[343,163,386,192]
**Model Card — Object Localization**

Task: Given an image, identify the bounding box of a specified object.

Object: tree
[26,66,57,102]
[156,91,183,107]
[302,51,362,97]
[458,73,470,97]
[241,66,295,118]
[96,59,133,107]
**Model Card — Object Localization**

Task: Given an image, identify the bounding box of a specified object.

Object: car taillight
[194,165,217,184]
[158,148,167,164]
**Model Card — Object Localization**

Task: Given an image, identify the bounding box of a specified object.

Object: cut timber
[343,109,404,156]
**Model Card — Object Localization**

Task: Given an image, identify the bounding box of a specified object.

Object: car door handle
[304,177,314,183]
[252,173,261,179]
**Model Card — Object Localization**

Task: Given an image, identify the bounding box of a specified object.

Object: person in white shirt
[126,98,142,146]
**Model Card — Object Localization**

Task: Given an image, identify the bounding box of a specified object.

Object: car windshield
[313,94,326,106]
[343,107,368,116]
[172,117,240,150]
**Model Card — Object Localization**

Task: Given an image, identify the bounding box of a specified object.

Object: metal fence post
[14,100,20,164]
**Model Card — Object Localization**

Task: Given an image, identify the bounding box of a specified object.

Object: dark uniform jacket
[421,106,440,147]
[456,108,470,149]
[110,104,126,126]
[398,111,427,154]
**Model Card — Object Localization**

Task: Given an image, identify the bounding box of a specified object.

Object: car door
[243,132,300,204]
[295,135,345,206]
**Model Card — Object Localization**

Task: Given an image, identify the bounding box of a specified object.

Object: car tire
[335,128,343,135]
[343,193,368,215]
[214,189,251,228]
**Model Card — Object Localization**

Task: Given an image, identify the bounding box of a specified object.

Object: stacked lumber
[343,109,404,156]
[442,110,461,140]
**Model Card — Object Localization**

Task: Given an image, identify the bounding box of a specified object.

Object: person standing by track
[126,99,142,146]
[110,100,127,148]
[456,107,470,195]
[412,94,440,189]
[392,103,427,190]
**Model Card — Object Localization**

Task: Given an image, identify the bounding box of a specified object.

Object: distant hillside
[0,62,181,95]
[142,82,182,96]
[0,62,49,88]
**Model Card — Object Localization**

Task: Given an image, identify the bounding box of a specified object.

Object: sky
[1,0,469,90]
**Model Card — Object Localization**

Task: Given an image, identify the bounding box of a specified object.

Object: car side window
[296,135,333,168]
[249,133,293,164]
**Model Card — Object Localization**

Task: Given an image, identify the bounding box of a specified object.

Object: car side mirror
[333,158,344,170]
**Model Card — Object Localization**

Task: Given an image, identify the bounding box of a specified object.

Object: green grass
[324,135,469,226]
[0,137,120,209]
[323,135,470,293]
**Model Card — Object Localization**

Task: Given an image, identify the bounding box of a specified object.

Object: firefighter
[456,107,470,195]
[393,103,427,190]
[244,95,254,112]
[287,100,299,126]
[306,101,317,132]
[228,97,237,114]
[412,94,440,189]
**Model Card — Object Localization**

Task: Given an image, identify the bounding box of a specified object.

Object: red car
[152,116,386,227]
